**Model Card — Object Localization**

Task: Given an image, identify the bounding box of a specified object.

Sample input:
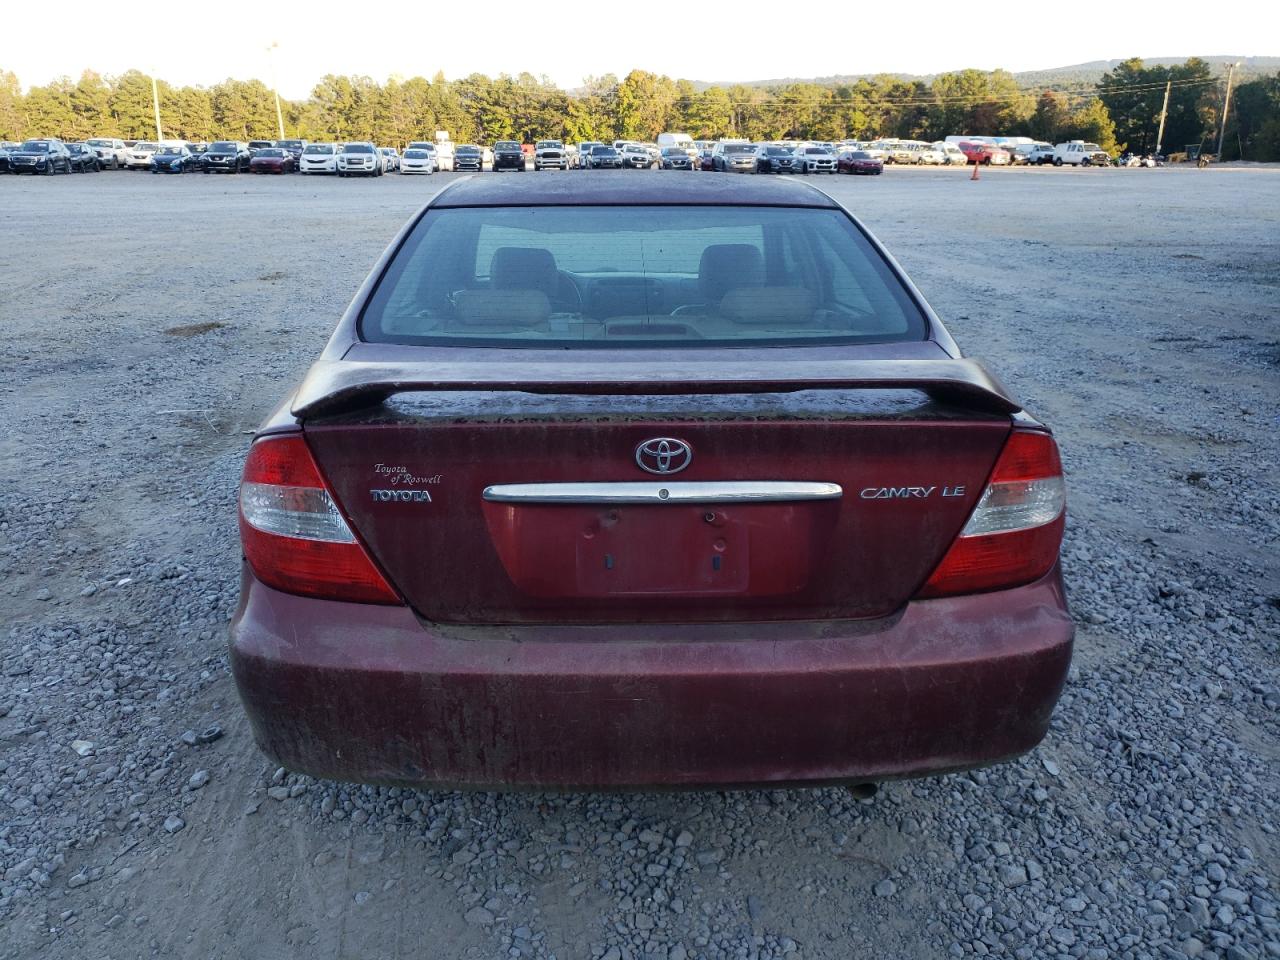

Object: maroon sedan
[231,176,1072,790]
[249,147,296,174]
[838,150,884,175]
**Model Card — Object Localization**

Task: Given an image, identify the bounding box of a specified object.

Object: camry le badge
[635,438,693,475]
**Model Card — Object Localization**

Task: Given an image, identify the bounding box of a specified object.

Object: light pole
[151,73,164,142]
[267,42,285,140]
[1216,62,1239,160]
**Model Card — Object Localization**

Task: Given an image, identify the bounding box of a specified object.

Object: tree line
[2,59,1276,159]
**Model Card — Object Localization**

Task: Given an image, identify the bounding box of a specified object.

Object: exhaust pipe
[847,783,878,801]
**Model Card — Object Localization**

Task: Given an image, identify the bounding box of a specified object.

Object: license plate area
[483,502,829,599]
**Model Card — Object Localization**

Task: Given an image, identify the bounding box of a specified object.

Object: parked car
[400,147,438,175]
[299,142,338,175]
[248,140,274,154]
[753,144,799,174]
[453,144,484,172]
[575,142,604,169]
[657,132,697,158]
[587,145,622,169]
[7,139,72,175]
[379,148,401,173]
[796,145,837,174]
[1021,143,1054,166]
[492,141,525,172]
[188,143,209,159]
[958,141,1011,166]
[337,142,382,177]
[250,147,297,174]
[912,144,946,165]
[620,143,654,169]
[534,140,567,170]
[66,143,101,172]
[1053,141,1110,167]
[699,146,716,171]
[837,150,884,175]
[85,137,127,169]
[435,140,457,172]
[201,141,250,174]
[150,144,196,174]
[659,147,695,170]
[124,141,161,170]
[229,174,1072,791]
[276,139,307,162]
[0,141,17,173]
[712,141,756,173]
[933,142,968,166]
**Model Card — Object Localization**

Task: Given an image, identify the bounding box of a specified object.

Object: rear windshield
[360,205,926,348]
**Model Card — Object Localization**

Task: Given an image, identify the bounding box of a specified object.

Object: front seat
[490,247,562,304]
[698,244,765,307]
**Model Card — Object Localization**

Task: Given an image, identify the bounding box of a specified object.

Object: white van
[434,132,455,171]
[1053,140,1110,167]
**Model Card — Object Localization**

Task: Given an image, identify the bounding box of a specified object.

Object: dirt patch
[164,321,226,337]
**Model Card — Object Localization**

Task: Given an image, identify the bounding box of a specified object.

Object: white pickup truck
[534,140,567,170]
[85,138,128,170]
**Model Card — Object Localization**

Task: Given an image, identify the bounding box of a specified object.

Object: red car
[958,141,1011,166]
[249,147,297,174]
[838,150,884,175]
[231,176,1072,790]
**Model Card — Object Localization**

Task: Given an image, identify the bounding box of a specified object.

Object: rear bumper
[230,567,1073,790]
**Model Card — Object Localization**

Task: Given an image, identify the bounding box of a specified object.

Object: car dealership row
[1,133,1133,178]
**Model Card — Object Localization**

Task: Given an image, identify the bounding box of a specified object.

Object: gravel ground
[1,165,1277,960]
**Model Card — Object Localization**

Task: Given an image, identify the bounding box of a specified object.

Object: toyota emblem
[635,437,693,475]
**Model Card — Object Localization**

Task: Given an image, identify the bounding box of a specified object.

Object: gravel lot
[1,165,1277,960]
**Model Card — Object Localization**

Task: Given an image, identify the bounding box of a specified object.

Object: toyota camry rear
[230,176,1073,790]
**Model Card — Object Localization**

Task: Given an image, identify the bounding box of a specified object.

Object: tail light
[917,429,1066,598]
[239,435,401,604]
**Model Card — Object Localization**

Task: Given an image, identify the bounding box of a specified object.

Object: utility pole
[1216,63,1238,158]
[268,42,285,140]
[1154,80,1171,156]
[151,74,163,142]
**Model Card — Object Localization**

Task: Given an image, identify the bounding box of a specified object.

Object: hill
[694,56,1280,91]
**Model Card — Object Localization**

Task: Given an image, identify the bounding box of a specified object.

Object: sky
[5,2,1277,99]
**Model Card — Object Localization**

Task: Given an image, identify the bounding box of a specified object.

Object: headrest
[490,247,558,296]
[453,289,551,327]
[699,244,764,302]
[719,286,817,325]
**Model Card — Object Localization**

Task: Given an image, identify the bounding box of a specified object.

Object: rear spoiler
[291,357,1020,419]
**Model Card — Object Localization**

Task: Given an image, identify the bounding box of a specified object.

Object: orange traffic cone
[971,160,980,181]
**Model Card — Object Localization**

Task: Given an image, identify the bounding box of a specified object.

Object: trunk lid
[303,389,1011,623]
